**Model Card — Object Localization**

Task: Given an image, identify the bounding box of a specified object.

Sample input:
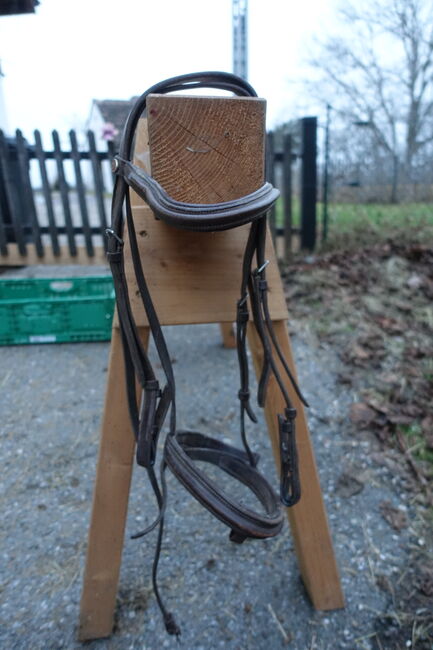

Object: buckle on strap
[238,389,250,402]
[254,259,270,275]
[106,229,124,263]
[111,155,120,173]
[105,228,124,248]
[279,407,297,463]
[278,408,300,506]
[136,380,162,468]
[237,294,249,325]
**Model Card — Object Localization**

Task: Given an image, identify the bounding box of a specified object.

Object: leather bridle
[106,71,309,636]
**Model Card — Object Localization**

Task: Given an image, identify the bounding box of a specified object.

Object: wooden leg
[247,320,344,610]
[219,322,236,349]
[78,326,149,641]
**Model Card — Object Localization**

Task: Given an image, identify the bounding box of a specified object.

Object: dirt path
[0,303,427,648]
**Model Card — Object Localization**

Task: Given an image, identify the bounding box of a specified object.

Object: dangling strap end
[163,611,181,637]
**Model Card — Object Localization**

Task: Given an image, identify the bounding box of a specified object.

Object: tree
[308,0,433,202]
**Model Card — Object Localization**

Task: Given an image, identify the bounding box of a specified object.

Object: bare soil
[282,237,433,649]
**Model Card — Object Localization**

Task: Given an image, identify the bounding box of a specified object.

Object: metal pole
[322,104,331,242]
[300,117,317,250]
[232,0,248,80]
[283,133,293,259]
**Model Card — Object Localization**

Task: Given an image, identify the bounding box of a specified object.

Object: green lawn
[325,202,433,248]
[275,199,433,249]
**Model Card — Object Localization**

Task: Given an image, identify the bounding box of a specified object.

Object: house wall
[0,61,10,133]
[87,102,114,190]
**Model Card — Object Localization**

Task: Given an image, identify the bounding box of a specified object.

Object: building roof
[0,0,38,15]
[93,98,138,138]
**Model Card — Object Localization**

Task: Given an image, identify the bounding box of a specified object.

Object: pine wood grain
[147,95,265,203]
[248,320,345,610]
[122,100,288,326]
[78,327,149,640]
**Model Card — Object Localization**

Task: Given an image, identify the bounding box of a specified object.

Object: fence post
[266,131,276,242]
[322,105,331,243]
[300,117,317,250]
[0,130,27,254]
[282,133,293,260]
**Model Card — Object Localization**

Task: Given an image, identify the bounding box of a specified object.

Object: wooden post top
[147,94,266,202]
[122,94,288,326]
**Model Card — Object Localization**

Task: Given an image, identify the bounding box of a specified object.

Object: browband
[112,156,279,231]
[106,71,309,637]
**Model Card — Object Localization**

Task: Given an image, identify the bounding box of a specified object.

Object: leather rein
[106,71,309,636]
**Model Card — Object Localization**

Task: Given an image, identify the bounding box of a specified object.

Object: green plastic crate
[0,276,115,345]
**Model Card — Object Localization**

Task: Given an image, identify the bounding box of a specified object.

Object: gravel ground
[0,267,419,649]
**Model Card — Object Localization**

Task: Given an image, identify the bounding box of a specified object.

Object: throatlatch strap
[107,71,309,637]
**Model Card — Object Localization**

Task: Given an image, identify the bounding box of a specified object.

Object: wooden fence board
[0,125,307,265]
[16,129,44,258]
[52,129,77,257]
[34,129,60,256]
[69,129,94,257]
[87,130,108,251]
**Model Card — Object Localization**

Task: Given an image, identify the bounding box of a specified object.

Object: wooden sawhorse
[78,94,344,640]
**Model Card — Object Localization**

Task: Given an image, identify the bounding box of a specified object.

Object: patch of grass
[276,198,433,250]
[400,423,433,466]
[322,202,433,250]
[274,197,300,229]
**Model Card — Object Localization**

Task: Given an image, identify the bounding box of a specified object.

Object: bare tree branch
[306,0,433,181]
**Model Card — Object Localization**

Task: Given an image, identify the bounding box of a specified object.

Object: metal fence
[0,124,317,265]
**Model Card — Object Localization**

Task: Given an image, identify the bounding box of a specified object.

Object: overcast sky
[0,0,337,138]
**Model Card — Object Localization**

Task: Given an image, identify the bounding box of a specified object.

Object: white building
[0,60,9,133]
[87,98,137,152]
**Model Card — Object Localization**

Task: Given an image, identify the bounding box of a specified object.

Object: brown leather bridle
[106,71,309,636]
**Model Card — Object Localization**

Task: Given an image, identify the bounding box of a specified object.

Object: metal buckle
[279,420,292,463]
[105,228,124,247]
[111,156,120,173]
[255,260,269,275]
